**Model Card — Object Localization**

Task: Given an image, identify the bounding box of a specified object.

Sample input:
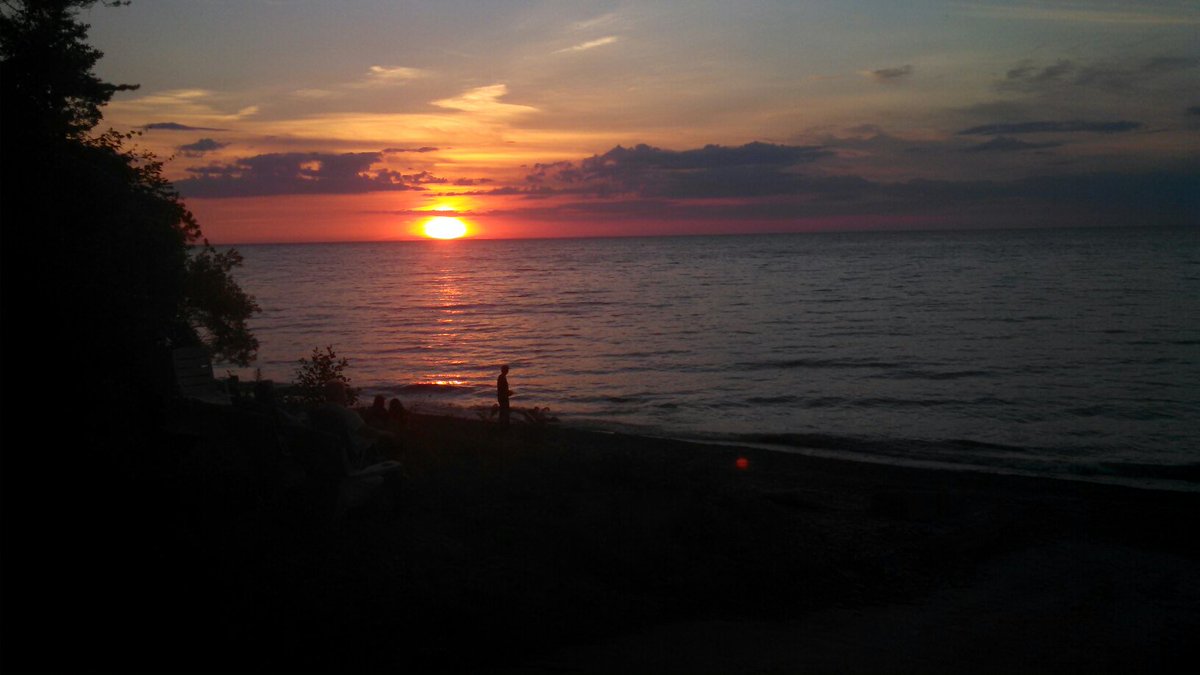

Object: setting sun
[423,216,468,239]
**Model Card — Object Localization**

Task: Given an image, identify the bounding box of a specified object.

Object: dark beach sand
[4,408,1198,673]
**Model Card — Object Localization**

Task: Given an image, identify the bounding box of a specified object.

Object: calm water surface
[226,227,1199,488]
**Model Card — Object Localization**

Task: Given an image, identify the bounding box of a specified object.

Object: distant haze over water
[227,227,1199,490]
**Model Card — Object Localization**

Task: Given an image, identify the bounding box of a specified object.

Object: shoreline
[7,404,1197,672]
[399,399,1200,494]
[680,435,1200,494]
[494,412,1200,503]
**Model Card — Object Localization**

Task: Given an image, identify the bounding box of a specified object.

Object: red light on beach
[735,457,750,470]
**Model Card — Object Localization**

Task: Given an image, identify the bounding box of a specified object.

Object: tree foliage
[293,346,358,406]
[0,0,137,141]
[184,245,260,365]
[1,0,259,417]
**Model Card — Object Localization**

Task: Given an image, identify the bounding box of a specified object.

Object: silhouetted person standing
[497,364,513,427]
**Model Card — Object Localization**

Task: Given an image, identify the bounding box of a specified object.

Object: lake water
[225,227,1200,489]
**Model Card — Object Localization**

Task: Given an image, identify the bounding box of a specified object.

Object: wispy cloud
[286,65,428,100]
[863,65,913,82]
[959,120,1143,135]
[368,65,425,80]
[432,84,538,118]
[291,88,338,99]
[346,64,428,89]
[555,35,619,54]
[138,88,211,104]
[571,12,619,31]
[105,89,259,126]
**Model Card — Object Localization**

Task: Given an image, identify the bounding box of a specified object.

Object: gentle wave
[737,358,904,370]
[228,227,1200,488]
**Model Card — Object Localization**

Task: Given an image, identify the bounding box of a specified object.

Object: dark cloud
[143,122,226,131]
[362,208,480,217]
[474,141,1200,229]
[176,152,442,198]
[590,142,828,170]
[526,160,581,185]
[184,163,239,178]
[382,146,439,153]
[178,138,229,157]
[1002,59,1073,88]
[963,136,1063,153]
[520,142,834,198]
[812,129,944,157]
[958,120,1142,135]
[866,65,914,82]
[468,186,530,196]
[1188,106,1200,116]
[998,56,1199,93]
[401,170,448,185]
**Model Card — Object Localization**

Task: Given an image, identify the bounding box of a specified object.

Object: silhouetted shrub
[292,346,359,406]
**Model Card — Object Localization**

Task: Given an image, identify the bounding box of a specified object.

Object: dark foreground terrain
[3,406,1198,673]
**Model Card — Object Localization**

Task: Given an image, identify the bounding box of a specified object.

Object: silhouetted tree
[1,4,262,670]
[0,0,136,141]
[1,0,259,413]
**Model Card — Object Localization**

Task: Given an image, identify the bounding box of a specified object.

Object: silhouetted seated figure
[364,394,389,429]
[302,382,404,518]
[314,382,395,466]
[387,397,407,433]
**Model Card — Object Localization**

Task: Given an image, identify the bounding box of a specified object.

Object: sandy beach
[6,404,1195,673]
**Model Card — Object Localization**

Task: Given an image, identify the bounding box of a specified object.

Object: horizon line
[202,222,1178,247]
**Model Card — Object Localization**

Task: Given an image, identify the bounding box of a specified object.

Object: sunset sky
[86,0,1199,242]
